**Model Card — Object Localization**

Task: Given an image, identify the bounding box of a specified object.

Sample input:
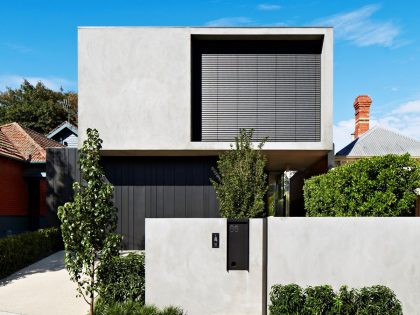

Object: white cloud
[317,4,400,47]
[0,75,76,92]
[257,3,282,11]
[334,98,420,152]
[392,100,420,114]
[334,118,355,152]
[206,17,253,26]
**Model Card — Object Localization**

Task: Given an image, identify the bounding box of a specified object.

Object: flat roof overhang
[100,149,330,171]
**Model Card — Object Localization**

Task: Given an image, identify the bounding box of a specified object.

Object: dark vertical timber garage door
[101,156,219,249]
[47,148,219,250]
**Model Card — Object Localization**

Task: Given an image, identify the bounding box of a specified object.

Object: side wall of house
[0,156,29,236]
[0,156,28,216]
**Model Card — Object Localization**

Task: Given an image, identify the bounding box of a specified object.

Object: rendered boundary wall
[267,217,420,314]
[146,217,420,314]
[145,218,265,315]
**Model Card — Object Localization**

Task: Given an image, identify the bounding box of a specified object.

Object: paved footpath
[0,251,88,315]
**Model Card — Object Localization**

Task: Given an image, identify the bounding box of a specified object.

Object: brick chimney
[353,95,372,139]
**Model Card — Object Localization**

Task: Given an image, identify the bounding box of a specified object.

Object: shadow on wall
[46,148,79,228]
[289,155,329,216]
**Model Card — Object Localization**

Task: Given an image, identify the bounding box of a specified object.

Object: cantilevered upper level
[78,27,333,169]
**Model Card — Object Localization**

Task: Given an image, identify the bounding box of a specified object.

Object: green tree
[57,129,120,315]
[0,79,77,134]
[304,154,420,216]
[211,129,268,218]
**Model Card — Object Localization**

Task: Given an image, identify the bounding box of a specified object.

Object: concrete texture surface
[267,217,420,315]
[146,218,265,315]
[0,251,88,315]
[78,27,333,154]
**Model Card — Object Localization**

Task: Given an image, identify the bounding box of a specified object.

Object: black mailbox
[227,219,249,271]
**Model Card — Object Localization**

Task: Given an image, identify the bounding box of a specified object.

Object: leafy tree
[0,79,77,134]
[57,129,120,315]
[304,154,420,216]
[211,129,268,218]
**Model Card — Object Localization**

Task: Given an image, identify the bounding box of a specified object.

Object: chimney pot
[353,95,372,139]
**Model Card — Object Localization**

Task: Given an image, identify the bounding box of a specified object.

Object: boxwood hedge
[0,227,63,279]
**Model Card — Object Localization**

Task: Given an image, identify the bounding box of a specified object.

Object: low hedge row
[0,227,63,279]
[269,284,402,315]
[94,299,184,315]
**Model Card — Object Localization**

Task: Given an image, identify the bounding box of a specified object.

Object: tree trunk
[90,262,95,315]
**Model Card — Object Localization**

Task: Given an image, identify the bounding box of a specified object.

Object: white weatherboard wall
[146,218,265,315]
[267,217,420,315]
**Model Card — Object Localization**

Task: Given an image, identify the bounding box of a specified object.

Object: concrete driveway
[0,251,88,315]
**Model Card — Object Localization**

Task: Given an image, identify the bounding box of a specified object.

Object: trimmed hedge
[93,299,184,315]
[0,227,63,279]
[97,252,145,304]
[304,154,420,217]
[270,284,403,315]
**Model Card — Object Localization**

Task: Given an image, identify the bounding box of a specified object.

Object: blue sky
[0,0,419,150]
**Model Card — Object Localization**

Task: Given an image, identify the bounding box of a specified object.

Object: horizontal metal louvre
[201,54,321,142]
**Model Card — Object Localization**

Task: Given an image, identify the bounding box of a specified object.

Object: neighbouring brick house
[335,95,420,215]
[0,122,64,236]
[335,95,420,166]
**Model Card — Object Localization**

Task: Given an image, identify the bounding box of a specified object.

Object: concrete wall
[145,218,265,315]
[78,27,333,155]
[267,217,420,314]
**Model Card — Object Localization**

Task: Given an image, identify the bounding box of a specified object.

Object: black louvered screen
[192,39,322,142]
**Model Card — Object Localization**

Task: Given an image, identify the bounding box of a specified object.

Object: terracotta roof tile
[0,122,64,163]
[0,129,24,160]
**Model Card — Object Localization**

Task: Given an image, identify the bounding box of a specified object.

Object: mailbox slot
[227,219,249,271]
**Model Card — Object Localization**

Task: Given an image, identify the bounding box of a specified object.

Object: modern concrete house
[48,27,333,249]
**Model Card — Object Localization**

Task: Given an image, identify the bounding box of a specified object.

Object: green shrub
[269,284,305,315]
[97,252,145,304]
[211,129,268,218]
[93,299,184,315]
[303,285,336,315]
[269,284,403,315]
[0,227,63,279]
[304,154,420,216]
[335,286,358,315]
[356,285,402,315]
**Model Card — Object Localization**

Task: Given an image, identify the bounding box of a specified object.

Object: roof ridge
[0,122,20,128]
[14,123,44,153]
[371,125,420,143]
[47,120,78,138]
